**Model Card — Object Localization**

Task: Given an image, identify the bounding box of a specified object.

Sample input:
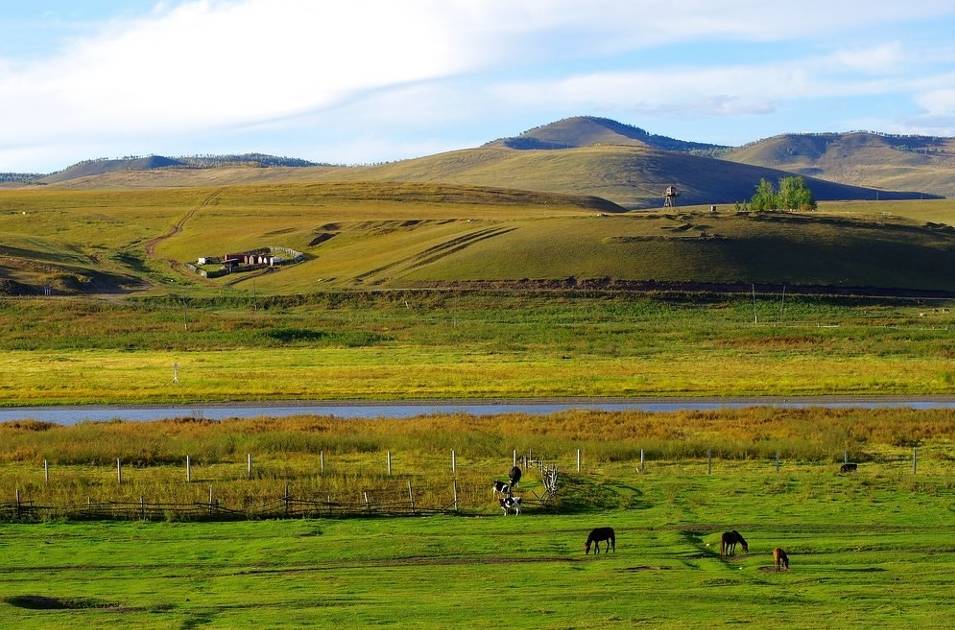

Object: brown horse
[773,547,790,571]
[585,527,616,554]
[720,531,748,557]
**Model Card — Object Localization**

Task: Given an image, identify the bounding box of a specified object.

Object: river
[2,397,955,425]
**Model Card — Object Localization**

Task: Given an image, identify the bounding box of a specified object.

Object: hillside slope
[325,144,931,209]
[725,132,955,197]
[0,182,620,295]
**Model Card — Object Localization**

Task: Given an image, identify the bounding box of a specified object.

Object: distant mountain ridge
[5,116,953,204]
[35,153,326,184]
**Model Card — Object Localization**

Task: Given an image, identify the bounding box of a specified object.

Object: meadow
[1,408,954,627]
[1,292,954,405]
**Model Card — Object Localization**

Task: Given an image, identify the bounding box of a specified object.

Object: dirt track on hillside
[143,190,221,276]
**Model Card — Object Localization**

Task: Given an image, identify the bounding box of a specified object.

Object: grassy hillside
[725,132,955,198]
[301,145,928,209]
[3,182,955,296]
[0,182,617,295]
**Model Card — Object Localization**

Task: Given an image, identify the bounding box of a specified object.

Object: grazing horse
[720,530,749,557]
[585,527,616,555]
[509,466,522,487]
[840,463,858,473]
[499,496,522,515]
[773,547,790,571]
[491,481,511,496]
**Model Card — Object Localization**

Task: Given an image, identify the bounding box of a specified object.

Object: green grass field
[1,292,954,405]
[2,408,954,628]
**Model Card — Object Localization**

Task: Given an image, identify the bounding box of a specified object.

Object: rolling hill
[38,153,323,185]
[485,116,727,155]
[325,143,931,209]
[724,132,955,198]
[12,117,947,209]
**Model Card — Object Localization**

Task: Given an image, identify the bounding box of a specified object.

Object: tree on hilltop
[747,176,816,212]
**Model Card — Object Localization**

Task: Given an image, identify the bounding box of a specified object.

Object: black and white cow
[492,481,511,497]
[499,496,522,515]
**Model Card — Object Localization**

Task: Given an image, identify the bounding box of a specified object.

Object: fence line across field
[3,446,941,522]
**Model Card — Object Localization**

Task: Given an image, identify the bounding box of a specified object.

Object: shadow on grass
[553,475,651,514]
[4,595,115,610]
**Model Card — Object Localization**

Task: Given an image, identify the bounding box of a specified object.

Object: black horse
[720,530,748,557]
[585,527,616,554]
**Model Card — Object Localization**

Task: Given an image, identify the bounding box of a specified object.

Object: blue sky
[2,0,955,171]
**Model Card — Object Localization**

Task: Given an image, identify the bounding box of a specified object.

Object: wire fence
[1,446,946,523]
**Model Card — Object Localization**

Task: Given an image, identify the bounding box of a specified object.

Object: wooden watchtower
[663,185,679,208]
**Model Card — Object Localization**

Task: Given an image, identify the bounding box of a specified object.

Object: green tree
[749,178,778,211]
[778,176,817,212]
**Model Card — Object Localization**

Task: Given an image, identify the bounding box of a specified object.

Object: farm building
[192,246,304,278]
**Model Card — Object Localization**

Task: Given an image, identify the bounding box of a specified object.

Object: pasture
[1,408,954,627]
[1,292,954,405]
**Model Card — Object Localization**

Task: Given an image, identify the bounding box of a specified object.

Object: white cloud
[831,42,906,74]
[492,44,955,120]
[0,1,490,148]
[916,88,955,116]
[2,0,955,169]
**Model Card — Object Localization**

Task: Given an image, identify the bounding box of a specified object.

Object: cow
[499,496,522,515]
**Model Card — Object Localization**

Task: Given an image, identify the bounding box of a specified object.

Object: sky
[2,0,955,172]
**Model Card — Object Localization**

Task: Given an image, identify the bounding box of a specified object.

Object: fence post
[140,496,146,521]
[44,459,49,483]
[320,450,325,475]
[15,488,21,519]
[387,450,392,476]
[513,449,517,468]
[775,451,781,473]
[117,458,123,484]
[707,449,712,476]
[407,480,416,514]
[576,448,581,473]
[363,491,370,513]
[247,453,253,479]
[284,482,290,516]
[844,449,848,465]
[452,479,458,513]
[208,486,214,518]
[186,455,192,483]
[913,447,918,475]
[451,449,456,475]
[640,449,645,473]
